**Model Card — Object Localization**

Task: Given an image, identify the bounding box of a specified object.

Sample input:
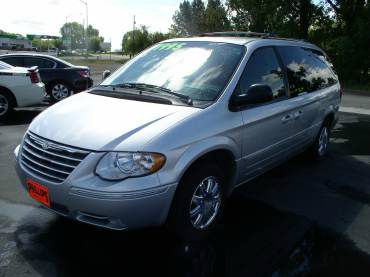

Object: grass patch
[61,58,127,78]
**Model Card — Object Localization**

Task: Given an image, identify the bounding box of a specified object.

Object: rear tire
[167,162,225,241]
[48,82,71,102]
[310,122,331,160]
[0,91,15,122]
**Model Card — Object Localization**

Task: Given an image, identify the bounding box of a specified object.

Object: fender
[157,135,241,186]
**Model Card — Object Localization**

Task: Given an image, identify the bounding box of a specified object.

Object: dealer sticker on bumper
[26,179,50,207]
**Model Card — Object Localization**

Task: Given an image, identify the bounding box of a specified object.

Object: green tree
[205,0,230,32]
[227,0,281,32]
[149,32,171,44]
[88,37,101,52]
[53,39,63,50]
[86,25,99,38]
[171,0,194,36]
[313,0,370,81]
[191,0,207,34]
[171,0,230,36]
[122,26,151,56]
[60,22,85,50]
[31,39,62,51]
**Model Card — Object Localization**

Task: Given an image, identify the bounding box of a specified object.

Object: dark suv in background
[0,54,93,102]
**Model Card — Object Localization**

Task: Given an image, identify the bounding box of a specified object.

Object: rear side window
[1,57,24,67]
[277,46,338,97]
[24,57,55,68]
[236,47,286,100]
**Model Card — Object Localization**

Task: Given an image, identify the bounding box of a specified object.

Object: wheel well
[324,113,335,129]
[0,86,17,107]
[183,149,237,196]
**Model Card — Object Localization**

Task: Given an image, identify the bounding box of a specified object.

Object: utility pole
[65,15,71,52]
[80,0,88,59]
[132,15,136,58]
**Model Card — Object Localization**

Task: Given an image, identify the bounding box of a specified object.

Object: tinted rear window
[277,46,338,97]
[24,57,55,68]
[1,57,24,67]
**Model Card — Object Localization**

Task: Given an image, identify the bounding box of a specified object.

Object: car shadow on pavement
[0,109,44,126]
[10,194,370,277]
[9,198,312,276]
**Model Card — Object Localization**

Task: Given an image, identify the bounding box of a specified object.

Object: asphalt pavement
[1,92,370,276]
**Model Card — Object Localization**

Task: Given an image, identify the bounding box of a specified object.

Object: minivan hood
[29,92,199,151]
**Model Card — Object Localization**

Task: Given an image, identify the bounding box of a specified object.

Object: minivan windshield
[101,41,245,102]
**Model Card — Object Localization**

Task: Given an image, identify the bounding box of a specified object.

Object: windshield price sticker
[155,42,186,51]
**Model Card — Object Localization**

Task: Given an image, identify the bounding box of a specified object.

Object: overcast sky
[1,0,183,50]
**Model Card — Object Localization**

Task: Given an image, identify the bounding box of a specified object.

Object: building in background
[0,36,32,50]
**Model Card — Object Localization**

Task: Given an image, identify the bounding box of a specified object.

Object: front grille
[20,133,90,183]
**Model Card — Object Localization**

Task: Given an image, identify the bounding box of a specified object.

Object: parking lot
[0,91,369,276]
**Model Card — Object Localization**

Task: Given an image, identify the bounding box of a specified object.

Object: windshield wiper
[106,82,193,106]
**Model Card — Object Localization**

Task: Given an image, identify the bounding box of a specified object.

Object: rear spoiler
[28,66,39,72]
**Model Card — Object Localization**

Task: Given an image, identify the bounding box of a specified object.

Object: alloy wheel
[51,84,69,101]
[318,126,329,156]
[189,176,221,230]
[0,95,9,116]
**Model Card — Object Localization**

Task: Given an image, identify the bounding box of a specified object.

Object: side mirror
[102,70,111,80]
[230,84,273,109]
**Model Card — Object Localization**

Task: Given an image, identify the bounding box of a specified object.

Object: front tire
[168,162,225,241]
[0,91,15,121]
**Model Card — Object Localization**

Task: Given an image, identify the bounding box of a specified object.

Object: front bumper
[15,148,177,231]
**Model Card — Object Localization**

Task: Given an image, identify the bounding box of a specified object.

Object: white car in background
[0,61,45,120]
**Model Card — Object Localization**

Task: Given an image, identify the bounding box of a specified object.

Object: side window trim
[230,46,289,111]
[41,58,57,69]
[272,46,291,98]
[303,47,339,85]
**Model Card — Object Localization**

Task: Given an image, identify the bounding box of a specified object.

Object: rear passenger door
[276,46,339,145]
[235,47,299,180]
[0,56,24,67]
[23,57,56,84]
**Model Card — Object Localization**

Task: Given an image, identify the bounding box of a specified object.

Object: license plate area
[26,179,50,207]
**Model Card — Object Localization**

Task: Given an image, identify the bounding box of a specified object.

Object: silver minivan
[14,32,341,240]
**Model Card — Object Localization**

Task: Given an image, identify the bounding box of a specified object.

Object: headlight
[95,152,166,181]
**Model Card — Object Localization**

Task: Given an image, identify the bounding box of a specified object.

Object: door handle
[281,114,293,123]
[293,110,303,119]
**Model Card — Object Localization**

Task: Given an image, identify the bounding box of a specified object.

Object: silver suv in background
[14,32,341,240]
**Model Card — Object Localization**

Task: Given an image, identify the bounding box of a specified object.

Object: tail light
[30,71,39,83]
[78,70,90,78]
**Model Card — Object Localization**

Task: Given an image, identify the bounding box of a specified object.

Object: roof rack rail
[200,31,271,38]
[199,31,308,42]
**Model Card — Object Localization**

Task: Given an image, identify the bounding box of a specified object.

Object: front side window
[277,46,338,97]
[101,41,245,102]
[235,47,286,99]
